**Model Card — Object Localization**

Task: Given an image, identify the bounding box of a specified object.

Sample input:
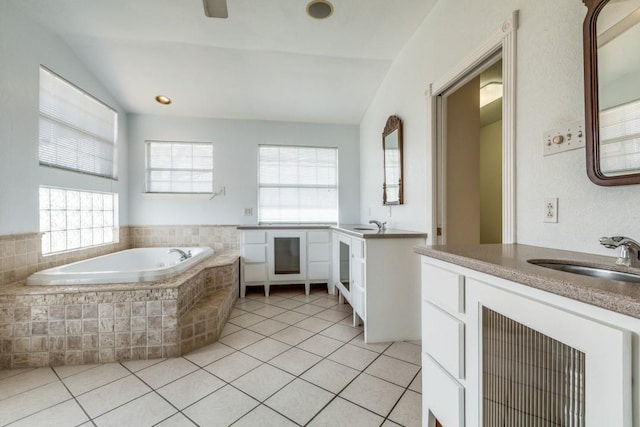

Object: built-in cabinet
[240,228,331,297]
[332,228,425,343]
[420,256,640,426]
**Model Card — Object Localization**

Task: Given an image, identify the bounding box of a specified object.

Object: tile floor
[0,286,422,427]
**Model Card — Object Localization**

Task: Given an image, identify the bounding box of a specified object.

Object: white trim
[429,11,518,244]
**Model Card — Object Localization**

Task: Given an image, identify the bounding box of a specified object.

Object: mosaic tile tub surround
[0,253,239,369]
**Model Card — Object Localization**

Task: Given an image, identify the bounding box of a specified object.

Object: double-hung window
[145,141,214,193]
[39,66,117,178]
[258,145,338,223]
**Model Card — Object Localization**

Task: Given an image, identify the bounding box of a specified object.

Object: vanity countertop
[237,224,428,239]
[414,243,640,319]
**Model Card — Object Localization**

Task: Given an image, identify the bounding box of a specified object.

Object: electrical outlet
[544,198,558,223]
[243,208,253,216]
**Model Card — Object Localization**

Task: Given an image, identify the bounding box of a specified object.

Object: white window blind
[600,99,640,175]
[258,145,338,223]
[146,141,213,193]
[39,67,117,178]
[39,186,118,255]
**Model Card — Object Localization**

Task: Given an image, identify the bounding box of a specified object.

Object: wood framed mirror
[584,0,640,185]
[382,115,403,205]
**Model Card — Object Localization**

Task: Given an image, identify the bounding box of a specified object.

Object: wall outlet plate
[544,198,558,223]
[243,208,253,216]
[543,120,585,156]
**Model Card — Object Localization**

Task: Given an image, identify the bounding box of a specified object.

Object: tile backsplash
[0,225,240,287]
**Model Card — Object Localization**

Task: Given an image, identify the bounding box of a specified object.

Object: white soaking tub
[26,247,213,286]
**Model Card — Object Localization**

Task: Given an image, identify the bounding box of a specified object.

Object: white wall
[127,114,360,226]
[0,2,129,235]
[359,0,640,256]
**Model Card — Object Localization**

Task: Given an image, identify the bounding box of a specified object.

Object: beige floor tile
[229,307,248,319]
[270,299,304,310]
[365,354,421,387]
[0,368,33,381]
[218,329,264,350]
[219,322,242,337]
[157,369,225,409]
[121,358,165,373]
[384,341,421,365]
[265,379,334,425]
[339,373,404,417]
[234,300,267,312]
[204,351,262,382]
[301,359,360,394]
[183,385,259,426]
[291,294,324,303]
[270,326,314,346]
[292,304,326,316]
[310,297,339,309]
[53,364,98,379]
[296,334,344,357]
[232,404,298,427]
[0,367,58,400]
[381,420,402,426]
[327,344,378,371]
[314,308,351,322]
[320,323,363,342]
[183,341,235,367]
[155,412,198,426]
[388,390,422,427]
[93,391,176,427]
[271,311,308,325]
[228,312,267,328]
[295,316,334,333]
[409,369,422,393]
[76,375,151,418]
[8,398,89,427]
[136,357,198,389]
[246,318,289,336]
[269,347,322,376]
[241,337,291,362]
[308,397,384,427]
[349,333,392,353]
[0,382,72,425]
[63,363,130,396]
[251,305,287,318]
[232,364,295,401]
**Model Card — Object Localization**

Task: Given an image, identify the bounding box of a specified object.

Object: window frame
[38,66,118,180]
[257,144,339,224]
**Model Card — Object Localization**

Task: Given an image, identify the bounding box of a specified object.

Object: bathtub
[26,247,214,286]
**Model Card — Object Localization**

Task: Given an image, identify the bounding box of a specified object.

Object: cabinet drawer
[242,245,266,263]
[422,263,465,314]
[308,244,329,262]
[423,302,464,379]
[243,263,267,282]
[308,262,329,280]
[423,354,464,427]
[308,231,330,243]
[243,231,266,244]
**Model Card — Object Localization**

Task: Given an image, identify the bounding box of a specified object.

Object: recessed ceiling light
[306,0,333,20]
[155,95,172,105]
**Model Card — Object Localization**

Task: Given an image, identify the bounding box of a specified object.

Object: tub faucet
[369,220,387,231]
[599,236,640,268]
[169,248,191,261]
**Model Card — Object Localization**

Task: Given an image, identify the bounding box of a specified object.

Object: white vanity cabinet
[420,255,640,427]
[240,228,331,297]
[332,228,425,343]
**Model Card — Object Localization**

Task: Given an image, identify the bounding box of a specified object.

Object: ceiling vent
[307,0,334,19]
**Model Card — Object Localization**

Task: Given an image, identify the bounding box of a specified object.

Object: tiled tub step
[179,286,236,355]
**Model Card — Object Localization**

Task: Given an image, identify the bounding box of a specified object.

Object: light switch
[543,120,585,156]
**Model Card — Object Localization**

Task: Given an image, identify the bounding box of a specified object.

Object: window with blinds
[258,145,338,223]
[600,99,640,176]
[39,67,117,179]
[145,141,213,193]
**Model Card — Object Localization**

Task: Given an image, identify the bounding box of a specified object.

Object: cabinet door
[267,231,307,281]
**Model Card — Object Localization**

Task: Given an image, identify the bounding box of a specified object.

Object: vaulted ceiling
[13,0,437,124]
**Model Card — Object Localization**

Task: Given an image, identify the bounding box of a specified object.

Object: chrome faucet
[369,220,387,232]
[169,248,192,261]
[599,236,640,268]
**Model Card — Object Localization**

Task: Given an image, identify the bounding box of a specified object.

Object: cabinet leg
[264,284,270,297]
[353,311,360,327]
[305,282,311,296]
[240,283,246,299]
[338,290,344,305]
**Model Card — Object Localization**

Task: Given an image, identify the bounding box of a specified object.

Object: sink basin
[353,227,376,231]
[528,260,640,284]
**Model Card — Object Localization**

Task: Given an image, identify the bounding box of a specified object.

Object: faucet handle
[616,244,632,267]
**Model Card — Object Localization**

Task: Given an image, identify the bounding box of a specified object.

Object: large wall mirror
[382,115,403,205]
[584,0,640,185]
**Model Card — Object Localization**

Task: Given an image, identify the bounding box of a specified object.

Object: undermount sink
[353,227,376,231]
[528,260,640,284]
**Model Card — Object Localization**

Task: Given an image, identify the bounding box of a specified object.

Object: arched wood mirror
[382,115,403,205]
[584,0,640,185]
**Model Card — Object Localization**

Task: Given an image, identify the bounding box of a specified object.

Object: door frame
[428,11,518,244]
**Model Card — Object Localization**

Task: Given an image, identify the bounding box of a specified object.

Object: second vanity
[238,224,427,343]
